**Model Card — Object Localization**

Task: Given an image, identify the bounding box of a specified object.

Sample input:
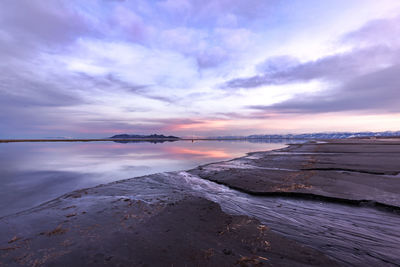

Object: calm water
[0,140,286,217]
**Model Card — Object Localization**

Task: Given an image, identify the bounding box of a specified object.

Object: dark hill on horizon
[110,134,180,139]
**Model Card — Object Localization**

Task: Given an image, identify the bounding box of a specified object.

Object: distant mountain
[110,134,180,139]
[210,131,400,140]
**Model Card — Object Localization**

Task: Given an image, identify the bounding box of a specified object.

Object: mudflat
[190,139,400,208]
[0,180,337,266]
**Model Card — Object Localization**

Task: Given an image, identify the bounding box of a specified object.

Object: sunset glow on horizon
[1,0,400,138]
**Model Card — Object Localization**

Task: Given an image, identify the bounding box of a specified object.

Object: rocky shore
[1,139,399,266]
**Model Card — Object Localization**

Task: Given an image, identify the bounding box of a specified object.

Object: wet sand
[1,139,400,266]
[190,139,400,209]
[0,183,336,266]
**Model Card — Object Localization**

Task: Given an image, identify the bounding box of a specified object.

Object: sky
[1,0,400,138]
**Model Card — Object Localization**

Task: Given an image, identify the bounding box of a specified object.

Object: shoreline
[0,138,311,143]
[187,141,400,213]
[1,135,399,143]
[0,138,307,143]
[1,139,400,265]
[0,152,339,266]
[189,139,400,209]
[0,138,181,143]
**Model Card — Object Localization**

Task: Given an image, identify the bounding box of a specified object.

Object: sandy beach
[1,139,400,266]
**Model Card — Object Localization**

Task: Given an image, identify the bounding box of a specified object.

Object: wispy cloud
[249,64,400,113]
[1,0,400,137]
[228,15,400,115]
[224,46,396,88]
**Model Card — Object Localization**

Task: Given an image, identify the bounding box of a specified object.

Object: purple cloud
[0,0,92,52]
[224,46,397,88]
[226,15,400,114]
[248,64,400,113]
[1,0,400,137]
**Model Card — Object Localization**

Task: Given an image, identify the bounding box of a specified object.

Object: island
[110,134,180,139]
[110,134,180,144]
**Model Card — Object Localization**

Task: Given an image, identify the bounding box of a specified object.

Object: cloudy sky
[1,0,400,138]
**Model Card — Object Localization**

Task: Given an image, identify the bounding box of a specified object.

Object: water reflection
[0,140,287,217]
